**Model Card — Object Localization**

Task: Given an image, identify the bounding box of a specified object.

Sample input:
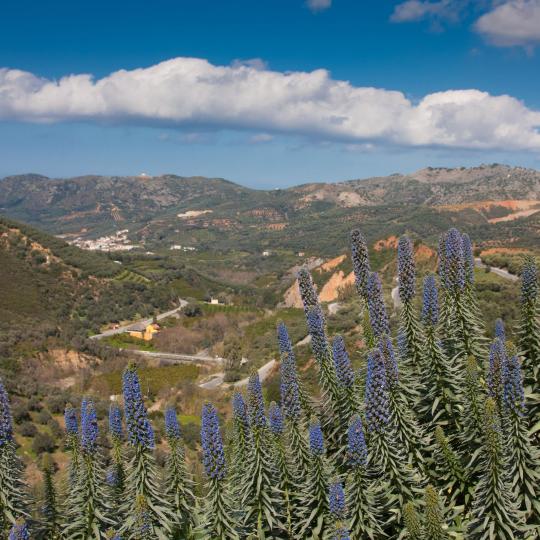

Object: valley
[0,165,537,534]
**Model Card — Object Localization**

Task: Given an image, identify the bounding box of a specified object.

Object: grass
[242,308,307,365]
[171,277,205,300]
[179,414,200,425]
[201,303,260,315]
[114,269,150,283]
[93,364,200,395]
[102,333,156,351]
[244,308,305,339]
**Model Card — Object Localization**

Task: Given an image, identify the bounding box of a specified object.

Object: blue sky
[1,0,540,187]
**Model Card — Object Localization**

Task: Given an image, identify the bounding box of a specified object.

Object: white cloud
[1,57,540,151]
[390,0,459,23]
[306,0,332,12]
[475,0,540,47]
[230,58,268,70]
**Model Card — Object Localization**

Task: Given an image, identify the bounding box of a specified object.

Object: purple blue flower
[164,406,181,440]
[328,481,346,519]
[298,267,319,312]
[106,467,119,488]
[398,236,416,303]
[81,398,98,455]
[108,402,123,441]
[495,318,505,342]
[247,372,267,428]
[232,392,249,428]
[201,403,226,480]
[333,527,350,540]
[422,275,439,327]
[0,379,14,446]
[347,415,368,467]
[503,355,525,415]
[122,365,155,449]
[268,402,284,435]
[350,229,371,298]
[306,306,329,363]
[367,272,390,339]
[309,420,325,456]
[462,233,475,284]
[134,495,152,537]
[365,350,390,432]
[521,258,538,305]
[332,335,354,388]
[8,521,30,540]
[487,338,506,404]
[379,336,399,387]
[277,321,294,359]
[280,353,301,420]
[64,403,78,437]
[444,228,465,292]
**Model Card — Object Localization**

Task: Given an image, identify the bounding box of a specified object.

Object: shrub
[36,410,52,425]
[19,422,37,437]
[31,432,56,454]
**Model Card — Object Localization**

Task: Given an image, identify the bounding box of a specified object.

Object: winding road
[124,349,223,364]
[391,259,518,311]
[90,297,278,390]
[89,298,188,340]
[474,258,519,282]
[198,359,278,390]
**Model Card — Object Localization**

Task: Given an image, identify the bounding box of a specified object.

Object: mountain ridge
[1,164,538,254]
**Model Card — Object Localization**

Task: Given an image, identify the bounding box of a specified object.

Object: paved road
[391,277,402,310]
[124,349,223,364]
[474,258,519,282]
[123,348,276,390]
[90,298,188,339]
[198,359,278,390]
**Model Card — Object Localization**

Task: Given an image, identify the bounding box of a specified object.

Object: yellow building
[128,323,160,341]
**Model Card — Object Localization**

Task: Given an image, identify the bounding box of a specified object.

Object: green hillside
[1,164,538,257]
[0,216,178,362]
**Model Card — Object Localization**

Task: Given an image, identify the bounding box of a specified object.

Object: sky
[1,0,540,187]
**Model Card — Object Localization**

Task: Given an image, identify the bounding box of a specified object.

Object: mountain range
[1,164,539,255]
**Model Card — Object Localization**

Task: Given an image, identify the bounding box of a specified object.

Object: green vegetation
[481,251,539,276]
[0,215,123,278]
[93,364,200,395]
[114,268,149,283]
[102,334,156,351]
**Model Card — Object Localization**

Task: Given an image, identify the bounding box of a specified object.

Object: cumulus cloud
[306,0,332,12]
[230,58,268,70]
[1,57,540,150]
[475,0,540,47]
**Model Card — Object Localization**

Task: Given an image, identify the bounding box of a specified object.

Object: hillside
[0,216,178,362]
[1,164,539,256]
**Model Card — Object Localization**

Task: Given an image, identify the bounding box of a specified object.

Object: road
[391,277,402,310]
[89,298,188,339]
[124,349,223,364]
[198,359,278,390]
[121,347,276,390]
[474,258,519,282]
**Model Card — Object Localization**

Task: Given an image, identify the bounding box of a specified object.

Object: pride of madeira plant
[0,227,538,540]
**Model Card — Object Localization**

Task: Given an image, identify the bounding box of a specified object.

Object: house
[262,250,271,257]
[210,298,220,305]
[128,323,160,341]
